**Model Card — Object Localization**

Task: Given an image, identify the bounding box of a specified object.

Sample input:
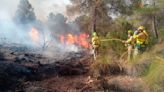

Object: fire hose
[101,38,124,43]
[92,38,125,60]
[100,38,130,61]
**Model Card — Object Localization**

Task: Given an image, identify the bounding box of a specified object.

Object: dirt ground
[0,44,149,92]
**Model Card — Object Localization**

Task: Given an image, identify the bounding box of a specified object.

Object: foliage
[125,43,164,92]
[67,0,142,33]
[144,44,164,92]
[47,13,68,36]
[14,0,36,25]
[47,0,164,91]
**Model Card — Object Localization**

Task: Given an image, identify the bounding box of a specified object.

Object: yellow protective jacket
[133,30,148,45]
[92,36,100,48]
[126,36,135,45]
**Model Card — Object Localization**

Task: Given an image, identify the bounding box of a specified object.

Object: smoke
[0,0,19,21]
[0,0,70,21]
[0,0,82,53]
[28,0,70,21]
[45,13,81,53]
[0,0,37,48]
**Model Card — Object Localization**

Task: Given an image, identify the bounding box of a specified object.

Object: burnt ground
[0,44,148,92]
[0,44,93,92]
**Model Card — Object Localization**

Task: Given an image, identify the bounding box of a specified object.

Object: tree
[134,0,164,39]
[47,13,68,37]
[74,15,91,33]
[153,0,164,38]
[67,0,142,34]
[67,0,111,32]
[152,1,158,39]
[14,0,36,25]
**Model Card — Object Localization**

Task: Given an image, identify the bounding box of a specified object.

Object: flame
[60,33,91,49]
[67,34,76,45]
[29,28,39,43]
[79,33,90,48]
[60,35,65,44]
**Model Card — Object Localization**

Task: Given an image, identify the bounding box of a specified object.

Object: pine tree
[14,0,36,25]
[67,0,141,33]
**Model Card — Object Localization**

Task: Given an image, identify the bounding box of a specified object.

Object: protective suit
[92,32,100,60]
[133,26,149,57]
[123,30,135,61]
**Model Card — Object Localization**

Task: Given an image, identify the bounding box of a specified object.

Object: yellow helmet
[92,32,97,37]
[128,30,133,34]
[138,26,145,30]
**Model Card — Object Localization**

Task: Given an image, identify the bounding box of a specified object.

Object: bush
[124,42,164,92]
[90,55,111,77]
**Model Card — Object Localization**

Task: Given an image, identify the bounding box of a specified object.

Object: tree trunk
[152,15,158,39]
[152,1,158,39]
[92,6,97,32]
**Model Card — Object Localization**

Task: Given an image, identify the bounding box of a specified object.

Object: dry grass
[106,76,149,92]
[90,54,124,78]
[90,41,164,92]
[124,42,164,92]
[90,55,111,77]
[143,44,164,92]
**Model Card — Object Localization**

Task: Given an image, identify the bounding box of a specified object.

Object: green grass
[122,42,164,92]
[135,7,159,14]
[137,43,164,92]
[144,59,164,92]
[158,29,164,40]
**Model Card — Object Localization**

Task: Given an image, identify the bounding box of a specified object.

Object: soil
[0,44,148,92]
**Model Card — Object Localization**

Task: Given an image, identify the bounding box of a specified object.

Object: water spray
[101,38,124,43]
[100,38,130,62]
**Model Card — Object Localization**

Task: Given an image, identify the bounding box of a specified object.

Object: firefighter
[133,26,149,58]
[92,31,100,60]
[122,30,135,61]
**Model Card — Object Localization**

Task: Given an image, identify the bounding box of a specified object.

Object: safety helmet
[138,26,145,30]
[128,30,133,34]
[92,32,97,37]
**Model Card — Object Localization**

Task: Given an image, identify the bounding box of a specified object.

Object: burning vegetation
[60,33,91,49]
[0,0,164,92]
[29,28,40,43]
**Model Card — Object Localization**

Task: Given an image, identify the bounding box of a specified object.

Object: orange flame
[79,33,90,48]
[67,34,75,45]
[60,35,65,44]
[29,28,39,43]
[60,33,91,49]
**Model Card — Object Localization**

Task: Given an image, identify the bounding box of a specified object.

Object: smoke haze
[0,0,81,53]
[0,0,70,21]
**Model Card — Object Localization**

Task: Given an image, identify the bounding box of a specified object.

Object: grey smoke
[0,0,79,53]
